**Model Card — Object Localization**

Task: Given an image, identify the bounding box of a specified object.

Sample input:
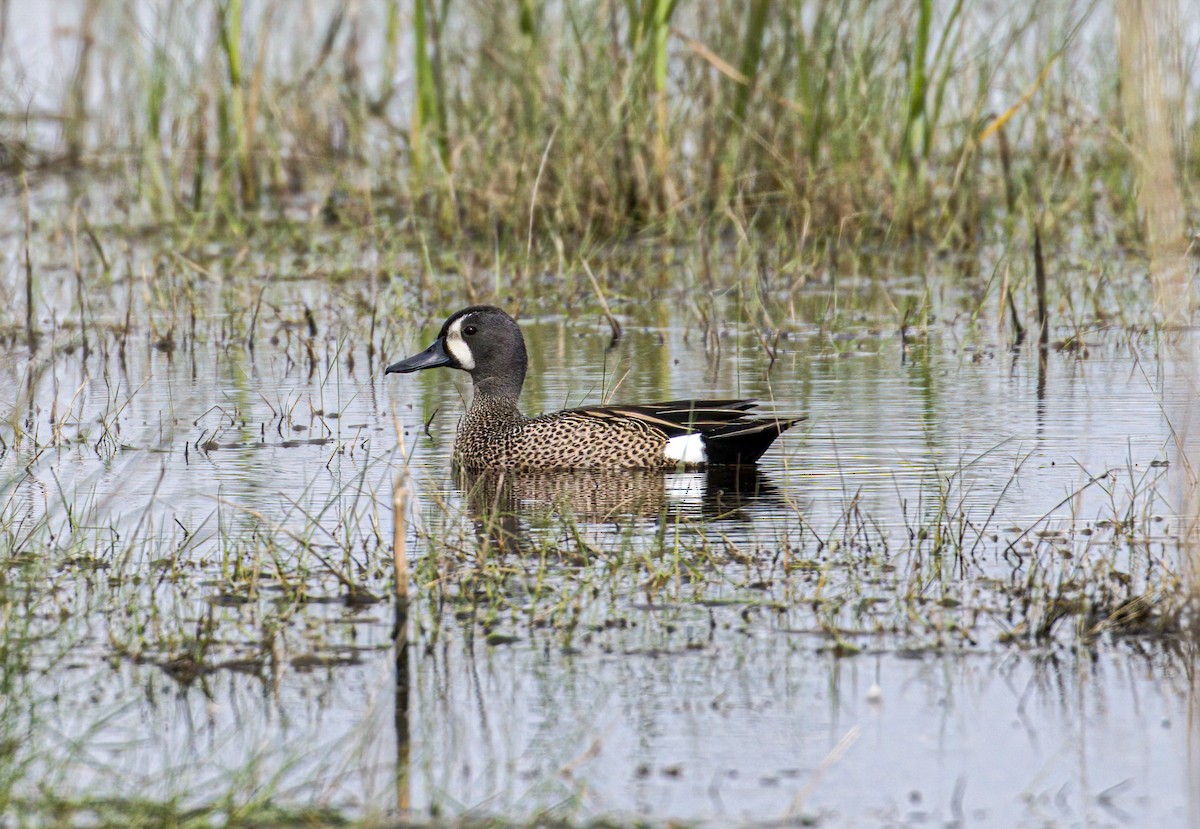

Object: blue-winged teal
[386,306,802,470]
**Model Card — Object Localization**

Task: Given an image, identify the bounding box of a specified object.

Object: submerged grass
[1,309,1196,824]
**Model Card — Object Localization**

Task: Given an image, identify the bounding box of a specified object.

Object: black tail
[701,417,804,465]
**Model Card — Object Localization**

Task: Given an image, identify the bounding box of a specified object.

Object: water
[2,291,1198,826]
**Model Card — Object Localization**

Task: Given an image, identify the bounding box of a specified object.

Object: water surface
[2,297,1197,827]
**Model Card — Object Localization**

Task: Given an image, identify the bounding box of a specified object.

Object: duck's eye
[463,325,477,336]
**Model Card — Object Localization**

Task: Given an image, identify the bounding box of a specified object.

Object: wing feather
[560,399,801,440]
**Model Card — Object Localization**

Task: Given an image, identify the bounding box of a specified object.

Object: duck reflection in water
[455,465,782,554]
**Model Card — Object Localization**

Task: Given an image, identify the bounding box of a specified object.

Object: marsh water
[3,261,1199,828]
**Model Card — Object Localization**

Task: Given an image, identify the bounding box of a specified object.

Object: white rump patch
[664,433,706,466]
[445,317,475,370]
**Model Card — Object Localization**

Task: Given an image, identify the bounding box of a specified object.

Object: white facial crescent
[445,316,476,370]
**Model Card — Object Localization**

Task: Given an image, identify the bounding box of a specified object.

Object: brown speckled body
[453,390,672,470]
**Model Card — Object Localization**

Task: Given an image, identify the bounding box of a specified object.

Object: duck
[385,306,802,470]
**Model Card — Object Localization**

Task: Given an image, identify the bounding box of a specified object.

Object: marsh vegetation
[0,2,1197,827]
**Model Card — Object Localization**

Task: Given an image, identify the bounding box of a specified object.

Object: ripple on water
[1,318,1196,826]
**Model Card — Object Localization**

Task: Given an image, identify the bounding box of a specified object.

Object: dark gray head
[385,306,528,397]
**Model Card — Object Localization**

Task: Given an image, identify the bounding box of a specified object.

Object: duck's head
[385,305,528,396]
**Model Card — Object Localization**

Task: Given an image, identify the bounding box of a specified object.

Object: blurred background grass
[0,1,1193,321]
[2,3,1191,240]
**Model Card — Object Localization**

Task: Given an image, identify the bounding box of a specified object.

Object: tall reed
[217,0,257,208]
[412,0,449,173]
